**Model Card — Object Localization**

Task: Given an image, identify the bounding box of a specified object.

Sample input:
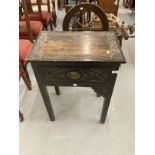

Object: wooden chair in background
[19,0,59,122]
[19,39,60,121]
[19,0,43,42]
[20,0,57,30]
[19,39,33,122]
[19,39,32,90]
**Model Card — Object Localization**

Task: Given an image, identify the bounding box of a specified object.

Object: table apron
[33,64,119,86]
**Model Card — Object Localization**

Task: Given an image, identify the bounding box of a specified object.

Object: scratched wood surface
[26,31,125,63]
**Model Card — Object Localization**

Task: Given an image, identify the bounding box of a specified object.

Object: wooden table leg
[100,74,117,124]
[100,96,112,123]
[31,64,56,121]
[54,86,60,95]
[38,84,55,121]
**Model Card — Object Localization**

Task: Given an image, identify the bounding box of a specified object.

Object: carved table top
[26,31,126,63]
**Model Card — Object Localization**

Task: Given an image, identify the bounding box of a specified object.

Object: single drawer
[37,64,114,84]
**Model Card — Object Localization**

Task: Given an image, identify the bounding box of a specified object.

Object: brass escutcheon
[66,71,82,80]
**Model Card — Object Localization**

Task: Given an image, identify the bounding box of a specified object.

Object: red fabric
[19,39,33,65]
[20,11,52,24]
[19,21,43,39]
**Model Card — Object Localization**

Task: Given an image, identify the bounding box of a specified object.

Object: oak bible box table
[26,31,126,124]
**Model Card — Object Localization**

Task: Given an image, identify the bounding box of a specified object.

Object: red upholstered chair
[19,39,32,90]
[19,0,43,41]
[20,0,56,30]
[19,20,43,40]
[19,39,60,121]
[19,39,33,122]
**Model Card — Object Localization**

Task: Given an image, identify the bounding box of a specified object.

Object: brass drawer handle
[66,71,82,80]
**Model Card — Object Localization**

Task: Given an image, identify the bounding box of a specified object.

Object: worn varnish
[26,31,125,63]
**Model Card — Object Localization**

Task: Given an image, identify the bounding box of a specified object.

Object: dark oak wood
[26,31,125,123]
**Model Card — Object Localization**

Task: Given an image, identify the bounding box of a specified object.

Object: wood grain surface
[26,31,125,63]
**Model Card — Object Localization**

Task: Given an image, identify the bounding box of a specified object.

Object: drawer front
[38,64,115,83]
[37,65,114,84]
